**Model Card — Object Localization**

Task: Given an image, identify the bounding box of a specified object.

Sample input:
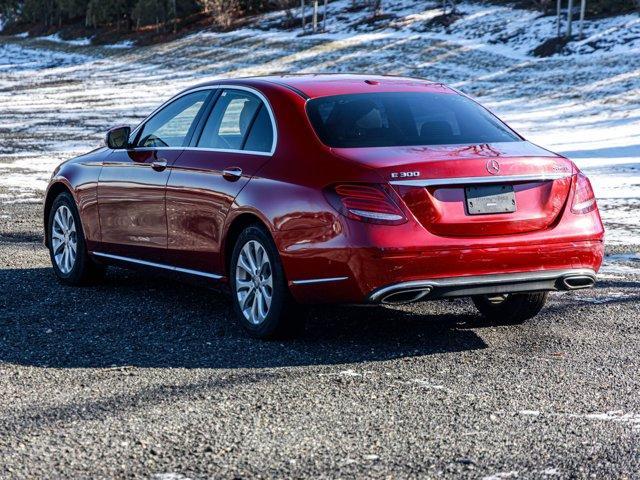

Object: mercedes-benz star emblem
[486,159,500,175]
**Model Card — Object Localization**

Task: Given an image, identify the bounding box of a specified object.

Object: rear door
[97,89,212,261]
[165,87,276,274]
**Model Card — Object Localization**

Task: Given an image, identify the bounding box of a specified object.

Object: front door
[97,89,213,261]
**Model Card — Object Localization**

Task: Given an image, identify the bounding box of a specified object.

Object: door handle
[151,159,168,171]
[223,167,243,181]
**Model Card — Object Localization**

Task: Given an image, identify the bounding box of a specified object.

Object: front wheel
[472,292,548,324]
[48,192,105,285]
[230,225,303,338]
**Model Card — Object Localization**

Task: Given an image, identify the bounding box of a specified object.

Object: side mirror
[105,125,131,149]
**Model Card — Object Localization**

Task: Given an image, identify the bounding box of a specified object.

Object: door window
[196,89,274,153]
[136,90,210,148]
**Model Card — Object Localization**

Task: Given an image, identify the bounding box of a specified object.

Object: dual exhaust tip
[378,273,596,305]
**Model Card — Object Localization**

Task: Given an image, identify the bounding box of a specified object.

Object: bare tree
[578,0,586,39]
[556,0,562,36]
[312,0,318,32]
[322,0,327,31]
[566,0,573,38]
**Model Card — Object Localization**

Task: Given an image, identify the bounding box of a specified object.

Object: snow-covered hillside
[0,1,638,245]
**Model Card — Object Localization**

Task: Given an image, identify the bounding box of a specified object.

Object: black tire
[472,292,548,324]
[47,191,105,285]
[230,224,304,339]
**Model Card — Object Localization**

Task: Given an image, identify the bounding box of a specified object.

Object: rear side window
[197,89,274,153]
[306,92,521,148]
[243,106,273,153]
[136,91,209,148]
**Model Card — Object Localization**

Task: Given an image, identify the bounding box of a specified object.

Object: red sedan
[44,74,604,338]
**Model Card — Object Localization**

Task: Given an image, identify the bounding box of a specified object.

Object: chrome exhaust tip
[561,275,596,290]
[380,287,432,305]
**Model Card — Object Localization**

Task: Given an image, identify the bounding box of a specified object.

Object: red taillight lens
[324,183,407,225]
[571,173,597,214]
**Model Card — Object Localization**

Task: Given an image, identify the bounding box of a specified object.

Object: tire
[472,292,548,324]
[48,191,105,285]
[230,224,304,339]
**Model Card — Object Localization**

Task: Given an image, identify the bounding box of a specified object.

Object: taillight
[324,183,407,225]
[571,173,597,214]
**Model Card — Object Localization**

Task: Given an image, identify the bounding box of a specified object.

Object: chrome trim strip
[368,268,596,302]
[90,252,223,279]
[291,276,349,285]
[128,84,278,156]
[389,172,571,187]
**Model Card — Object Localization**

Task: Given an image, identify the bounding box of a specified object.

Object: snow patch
[39,33,92,46]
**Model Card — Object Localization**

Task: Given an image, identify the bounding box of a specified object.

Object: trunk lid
[332,142,575,237]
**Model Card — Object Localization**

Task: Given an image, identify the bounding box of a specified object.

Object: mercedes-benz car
[44,74,604,338]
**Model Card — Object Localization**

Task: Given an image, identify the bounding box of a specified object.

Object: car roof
[193,74,455,99]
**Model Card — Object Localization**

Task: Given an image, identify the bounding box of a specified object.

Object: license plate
[465,185,516,215]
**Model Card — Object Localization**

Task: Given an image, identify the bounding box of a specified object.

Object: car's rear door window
[306,92,521,148]
[197,90,263,150]
[136,90,210,148]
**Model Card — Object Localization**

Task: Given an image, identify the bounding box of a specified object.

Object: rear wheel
[48,192,105,285]
[230,224,303,338]
[472,292,548,324]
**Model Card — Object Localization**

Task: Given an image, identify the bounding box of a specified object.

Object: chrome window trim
[291,276,349,285]
[129,84,278,156]
[91,252,223,279]
[389,172,571,187]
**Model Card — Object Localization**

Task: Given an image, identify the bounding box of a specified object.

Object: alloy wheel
[51,205,77,274]
[235,240,273,325]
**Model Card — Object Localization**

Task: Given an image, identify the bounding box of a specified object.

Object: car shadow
[0,266,488,369]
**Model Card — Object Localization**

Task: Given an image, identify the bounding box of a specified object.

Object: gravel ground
[0,201,639,479]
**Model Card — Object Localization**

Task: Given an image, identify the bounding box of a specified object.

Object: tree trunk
[556,0,561,37]
[578,0,586,39]
[322,0,327,31]
[313,0,318,32]
[566,0,573,38]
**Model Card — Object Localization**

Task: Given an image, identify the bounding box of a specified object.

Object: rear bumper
[368,268,596,304]
[284,239,604,304]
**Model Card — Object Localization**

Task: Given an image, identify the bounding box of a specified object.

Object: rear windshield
[306,92,521,148]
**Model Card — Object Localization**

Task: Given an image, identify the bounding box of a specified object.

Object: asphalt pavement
[0,201,639,479]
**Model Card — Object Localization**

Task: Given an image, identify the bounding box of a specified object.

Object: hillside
[0,0,639,245]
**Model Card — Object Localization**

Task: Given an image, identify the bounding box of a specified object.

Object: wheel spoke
[236,278,253,292]
[245,246,258,273]
[251,290,260,323]
[54,210,64,231]
[51,230,64,242]
[238,288,253,311]
[238,253,253,275]
[259,285,272,309]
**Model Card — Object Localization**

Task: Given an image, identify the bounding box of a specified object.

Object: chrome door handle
[151,159,168,171]
[223,167,243,181]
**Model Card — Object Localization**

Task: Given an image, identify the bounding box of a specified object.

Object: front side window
[136,90,210,148]
[197,89,274,153]
[306,92,521,148]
